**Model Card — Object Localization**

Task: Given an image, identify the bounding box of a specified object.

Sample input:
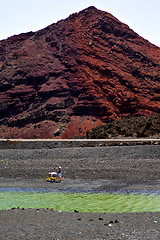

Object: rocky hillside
[87,114,160,139]
[0,6,160,139]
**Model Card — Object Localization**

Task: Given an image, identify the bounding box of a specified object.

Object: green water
[0,191,160,212]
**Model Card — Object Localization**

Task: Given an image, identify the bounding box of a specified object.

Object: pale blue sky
[0,0,160,47]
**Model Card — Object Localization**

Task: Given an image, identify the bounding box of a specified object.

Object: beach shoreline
[0,143,160,239]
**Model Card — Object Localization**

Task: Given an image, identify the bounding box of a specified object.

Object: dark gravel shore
[0,210,160,240]
[0,143,160,239]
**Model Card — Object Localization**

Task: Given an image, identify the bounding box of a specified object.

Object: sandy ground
[0,143,160,239]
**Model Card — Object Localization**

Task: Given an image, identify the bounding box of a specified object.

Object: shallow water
[0,189,160,212]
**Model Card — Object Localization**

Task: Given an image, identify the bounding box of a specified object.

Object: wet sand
[0,143,160,239]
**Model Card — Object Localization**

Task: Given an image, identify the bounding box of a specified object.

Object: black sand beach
[0,142,160,239]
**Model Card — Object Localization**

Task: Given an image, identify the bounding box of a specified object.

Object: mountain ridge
[0,6,160,139]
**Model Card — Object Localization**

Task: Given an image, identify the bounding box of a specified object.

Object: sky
[0,0,160,47]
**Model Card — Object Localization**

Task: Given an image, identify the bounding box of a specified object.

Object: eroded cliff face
[0,6,160,138]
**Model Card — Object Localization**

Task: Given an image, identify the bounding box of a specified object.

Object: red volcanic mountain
[0,6,160,139]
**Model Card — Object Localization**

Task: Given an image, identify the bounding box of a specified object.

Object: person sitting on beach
[57,164,62,182]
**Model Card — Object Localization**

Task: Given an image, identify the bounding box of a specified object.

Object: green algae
[0,191,160,212]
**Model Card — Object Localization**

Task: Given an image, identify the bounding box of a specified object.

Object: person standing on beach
[57,164,62,182]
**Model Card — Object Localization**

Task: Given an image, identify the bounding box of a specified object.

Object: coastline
[0,143,160,239]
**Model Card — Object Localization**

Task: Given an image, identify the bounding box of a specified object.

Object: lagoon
[0,189,160,212]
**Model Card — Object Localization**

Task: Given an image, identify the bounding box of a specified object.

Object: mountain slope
[0,6,160,138]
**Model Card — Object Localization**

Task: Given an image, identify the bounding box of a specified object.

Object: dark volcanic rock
[0,6,160,138]
[87,114,160,138]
